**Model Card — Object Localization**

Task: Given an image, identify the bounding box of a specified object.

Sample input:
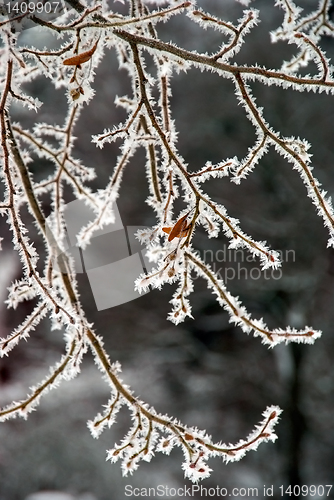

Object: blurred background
[0,0,334,498]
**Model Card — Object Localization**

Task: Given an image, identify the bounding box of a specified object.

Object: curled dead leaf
[63,39,99,67]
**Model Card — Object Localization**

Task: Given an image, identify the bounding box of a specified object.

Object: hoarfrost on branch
[0,0,332,481]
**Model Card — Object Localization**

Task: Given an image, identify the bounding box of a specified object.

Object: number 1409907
[5,1,61,15]
[278,485,332,497]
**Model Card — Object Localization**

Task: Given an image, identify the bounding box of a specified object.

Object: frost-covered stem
[92,393,121,428]
[109,2,192,28]
[186,251,319,345]
[63,0,110,25]
[63,0,85,14]
[67,6,103,28]
[96,99,144,143]
[293,0,331,33]
[79,139,140,242]
[0,303,47,354]
[6,118,79,316]
[181,198,200,248]
[129,0,135,18]
[173,255,191,316]
[0,60,15,210]
[85,328,194,455]
[111,148,135,190]
[55,105,80,219]
[0,12,27,28]
[114,29,334,90]
[1,0,332,482]
[160,74,170,132]
[236,134,267,178]
[139,115,161,202]
[188,160,233,178]
[4,112,156,426]
[12,126,95,201]
[234,73,334,239]
[31,1,189,31]
[205,409,278,455]
[186,250,272,340]
[201,9,256,61]
[281,0,295,24]
[1,67,74,323]
[163,172,174,222]
[0,59,13,148]
[29,15,65,33]
[6,117,47,233]
[192,9,239,37]
[294,33,328,81]
[20,42,75,57]
[129,41,279,266]
[0,337,78,419]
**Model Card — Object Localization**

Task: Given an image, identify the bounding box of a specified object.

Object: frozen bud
[260,432,271,438]
[70,88,81,101]
[168,267,175,277]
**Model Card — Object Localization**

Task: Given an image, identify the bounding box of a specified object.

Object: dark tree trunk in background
[286,344,307,496]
